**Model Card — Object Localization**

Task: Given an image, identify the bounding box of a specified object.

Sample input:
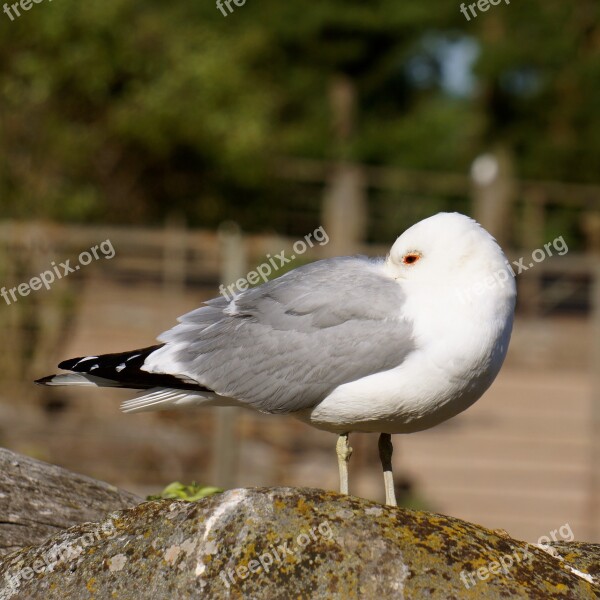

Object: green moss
[146,481,223,502]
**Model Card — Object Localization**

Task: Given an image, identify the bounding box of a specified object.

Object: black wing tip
[34,375,56,386]
[46,345,209,393]
[58,357,82,370]
[57,344,164,373]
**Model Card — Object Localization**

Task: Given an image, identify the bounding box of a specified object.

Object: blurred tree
[473,1,600,182]
[0,0,277,225]
[0,0,598,233]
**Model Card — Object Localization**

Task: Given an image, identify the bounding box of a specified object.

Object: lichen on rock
[0,487,598,599]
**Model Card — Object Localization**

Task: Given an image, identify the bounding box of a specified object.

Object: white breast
[301,276,515,434]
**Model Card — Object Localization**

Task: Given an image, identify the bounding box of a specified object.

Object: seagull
[36,212,516,506]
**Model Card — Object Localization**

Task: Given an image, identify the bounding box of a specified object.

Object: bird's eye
[403,253,421,265]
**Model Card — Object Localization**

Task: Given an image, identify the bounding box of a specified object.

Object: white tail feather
[39,373,121,387]
[120,387,235,413]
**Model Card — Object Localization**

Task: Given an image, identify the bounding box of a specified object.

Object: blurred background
[1,0,599,543]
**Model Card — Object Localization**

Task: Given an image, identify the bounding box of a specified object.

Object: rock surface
[0,447,141,556]
[0,487,599,599]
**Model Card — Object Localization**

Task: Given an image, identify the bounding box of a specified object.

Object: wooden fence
[1,159,600,538]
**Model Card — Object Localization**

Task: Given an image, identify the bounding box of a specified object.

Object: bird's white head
[385,212,516,306]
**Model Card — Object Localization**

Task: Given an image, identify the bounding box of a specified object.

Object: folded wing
[143,257,414,414]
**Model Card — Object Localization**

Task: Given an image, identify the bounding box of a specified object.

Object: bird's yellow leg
[336,433,352,495]
[379,433,396,506]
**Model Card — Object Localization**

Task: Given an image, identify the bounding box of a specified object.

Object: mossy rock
[0,487,598,599]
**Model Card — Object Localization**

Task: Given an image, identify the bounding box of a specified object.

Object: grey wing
[143,256,414,414]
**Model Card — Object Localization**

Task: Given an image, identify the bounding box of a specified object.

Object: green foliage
[0,0,598,232]
[147,481,223,502]
[471,2,600,182]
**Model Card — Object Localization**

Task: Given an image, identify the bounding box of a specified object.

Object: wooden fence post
[322,75,367,257]
[163,213,187,297]
[471,146,516,248]
[322,163,367,257]
[210,222,246,489]
[518,188,545,315]
[588,260,600,540]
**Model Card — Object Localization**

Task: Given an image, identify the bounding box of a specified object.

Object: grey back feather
[155,257,414,414]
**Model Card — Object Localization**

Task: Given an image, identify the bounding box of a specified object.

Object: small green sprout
[147,481,223,502]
